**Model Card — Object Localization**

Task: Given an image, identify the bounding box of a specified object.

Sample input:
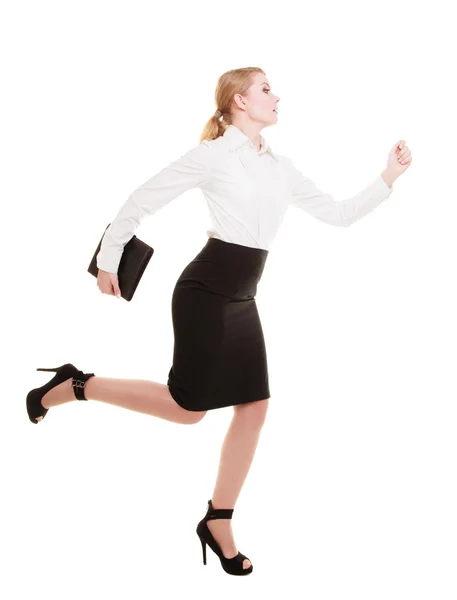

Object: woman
[26,67,412,576]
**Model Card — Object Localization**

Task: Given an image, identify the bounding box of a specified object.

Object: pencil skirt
[166,237,270,412]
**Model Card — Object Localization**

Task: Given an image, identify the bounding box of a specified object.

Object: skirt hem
[168,384,271,412]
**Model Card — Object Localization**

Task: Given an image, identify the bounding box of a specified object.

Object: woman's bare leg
[38,376,206,424]
[206,398,270,571]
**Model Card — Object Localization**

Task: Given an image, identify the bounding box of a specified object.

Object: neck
[230,121,264,152]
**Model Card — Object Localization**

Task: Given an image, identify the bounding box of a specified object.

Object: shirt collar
[222,124,278,160]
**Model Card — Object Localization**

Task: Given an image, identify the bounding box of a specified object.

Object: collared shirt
[96,124,393,273]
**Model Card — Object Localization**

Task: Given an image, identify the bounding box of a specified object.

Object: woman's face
[236,73,280,125]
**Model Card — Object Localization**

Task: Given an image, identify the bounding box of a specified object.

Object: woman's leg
[38,376,206,424]
[207,398,270,570]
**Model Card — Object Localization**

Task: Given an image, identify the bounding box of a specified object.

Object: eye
[263,88,270,93]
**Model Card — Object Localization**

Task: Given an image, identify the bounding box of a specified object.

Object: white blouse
[96,124,393,274]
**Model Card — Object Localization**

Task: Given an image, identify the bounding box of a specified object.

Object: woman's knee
[186,409,208,424]
[233,397,270,426]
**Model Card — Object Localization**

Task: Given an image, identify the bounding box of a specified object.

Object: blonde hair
[199,67,266,144]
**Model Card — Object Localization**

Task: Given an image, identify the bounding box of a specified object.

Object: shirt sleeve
[285,157,393,227]
[96,140,212,274]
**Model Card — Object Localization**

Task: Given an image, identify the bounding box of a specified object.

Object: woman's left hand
[386,140,412,178]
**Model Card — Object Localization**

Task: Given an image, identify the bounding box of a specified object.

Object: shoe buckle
[72,379,85,389]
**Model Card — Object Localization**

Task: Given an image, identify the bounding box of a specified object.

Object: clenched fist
[387,140,413,177]
[97,269,122,299]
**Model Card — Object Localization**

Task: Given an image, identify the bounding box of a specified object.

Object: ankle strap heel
[28,363,96,424]
[196,499,253,576]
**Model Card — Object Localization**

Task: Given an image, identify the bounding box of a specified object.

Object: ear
[233,93,246,111]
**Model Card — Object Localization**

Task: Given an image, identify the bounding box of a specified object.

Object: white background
[2,0,456,598]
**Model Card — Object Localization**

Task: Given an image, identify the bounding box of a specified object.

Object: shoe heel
[196,500,253,575]
[199,535,207,565]
[27,364,96,424]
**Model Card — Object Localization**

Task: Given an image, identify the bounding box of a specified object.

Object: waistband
[175,237,269,300]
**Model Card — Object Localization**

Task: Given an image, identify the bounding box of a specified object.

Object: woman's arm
[96,141,212,274]
[381,169,395,189]
[285,157,393,228]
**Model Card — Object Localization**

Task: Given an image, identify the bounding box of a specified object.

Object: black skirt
[167,237,270,411]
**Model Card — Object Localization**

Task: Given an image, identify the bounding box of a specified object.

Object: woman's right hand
[97,269,122,298]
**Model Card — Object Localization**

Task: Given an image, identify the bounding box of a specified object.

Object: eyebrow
[261,82,270,87]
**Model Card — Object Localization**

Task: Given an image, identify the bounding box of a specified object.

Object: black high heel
[196,499,253,576]
[26,363,95,424]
